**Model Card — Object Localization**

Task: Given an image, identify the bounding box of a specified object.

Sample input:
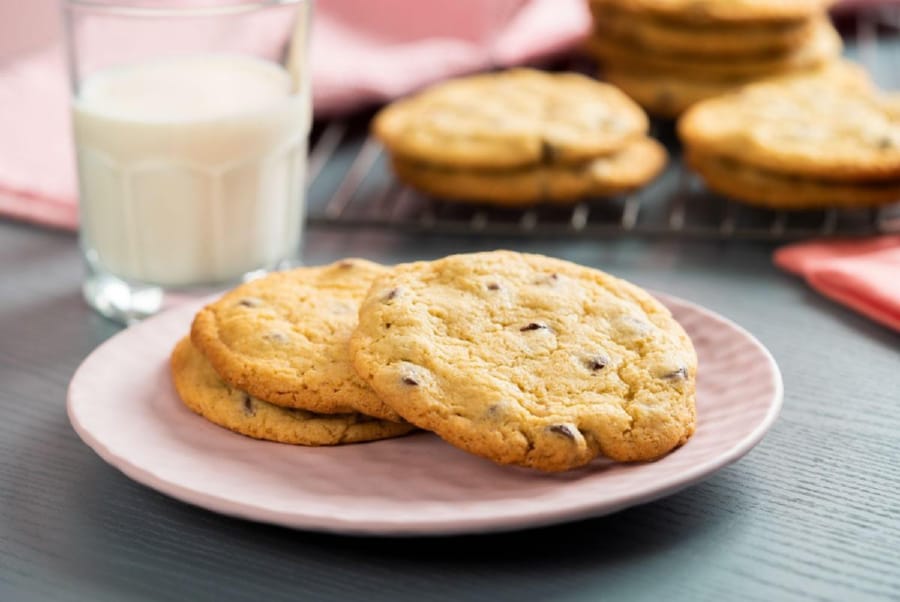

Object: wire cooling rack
[305,6,900,241]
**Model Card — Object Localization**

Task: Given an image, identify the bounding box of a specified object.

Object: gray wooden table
[1,218,898,602]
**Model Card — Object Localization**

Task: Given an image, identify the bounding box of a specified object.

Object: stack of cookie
[586,0,842,117]
[679,68,900,209]
[172,251,698,472]
[173,260,417,447]
[373,68,667,207]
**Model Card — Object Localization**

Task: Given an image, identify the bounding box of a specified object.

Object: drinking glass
[62,0,313,324]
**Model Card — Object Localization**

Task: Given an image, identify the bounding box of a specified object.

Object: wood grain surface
[1,219,898,602]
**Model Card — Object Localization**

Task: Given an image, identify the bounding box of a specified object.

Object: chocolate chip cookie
[373,68,648,170]
[349,251,697,472]
[684,151,900,209]
[605,59,869,120]
[679,68,900,209]
[590,2,818,56]
[586,0,840,117]
[590,0,833,25]
[679,70,900,182]
[171,338,415,445]
[391,137,667,205]
[191,259,403,421]
[587,18,840,80]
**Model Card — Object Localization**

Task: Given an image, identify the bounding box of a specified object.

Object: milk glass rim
[63,0,309,18]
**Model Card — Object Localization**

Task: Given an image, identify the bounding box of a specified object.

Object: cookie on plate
[391,137,667,205]
[373,68,648,170]
[679,69,900,209]
[171,338,415,445]
[191,259,403,421]
[350,251,697,472]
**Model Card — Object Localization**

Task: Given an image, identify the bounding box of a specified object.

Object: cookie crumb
[540,140,557,163]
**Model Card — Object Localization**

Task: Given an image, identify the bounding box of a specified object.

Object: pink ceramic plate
[68,293,782,536]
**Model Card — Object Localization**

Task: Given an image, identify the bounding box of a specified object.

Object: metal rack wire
[305,6,900,241]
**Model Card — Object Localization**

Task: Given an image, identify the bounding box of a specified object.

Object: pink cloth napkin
[0,0,591,230]
[775,236,900,332]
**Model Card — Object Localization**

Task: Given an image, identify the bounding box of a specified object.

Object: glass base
[83,271,166,325]
[83,263,293,326]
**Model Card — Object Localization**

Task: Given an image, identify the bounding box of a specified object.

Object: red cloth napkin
[0,0,591,230]
[775,236,900,332]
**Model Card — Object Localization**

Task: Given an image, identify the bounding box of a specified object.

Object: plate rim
[67,292,783,536]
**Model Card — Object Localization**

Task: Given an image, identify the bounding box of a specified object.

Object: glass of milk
[62,0,312,324]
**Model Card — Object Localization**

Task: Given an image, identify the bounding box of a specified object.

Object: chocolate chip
[337,260,355,269]
[548,424,576,440]
[383,288,399,302]
[584,355,608,371]
[486,403,505,418]
[520,322,548,332]
[385,322,392,329]
[263,331,289,343]
[242,394,255,416]
[663,367,688,380]
[401,376,419,386]
[656,89,675,109]
[877,136,894,150]
[487,282,500,291]
[238,297,262,308]
[541,140,557,163]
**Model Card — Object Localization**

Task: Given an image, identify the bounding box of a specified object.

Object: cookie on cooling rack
[605,59,869,120]
[682,152,900,210]
[374,68,647,169]
[590,0,833,25]
[589,1,820,57]
[390,137,667,206]
[587,18,840,80]
[586,0,840,116]
[372,68,664,206]
[678,68,900,209]
[350,251,697,472]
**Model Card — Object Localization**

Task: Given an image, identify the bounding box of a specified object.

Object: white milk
[73,54,310,287]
